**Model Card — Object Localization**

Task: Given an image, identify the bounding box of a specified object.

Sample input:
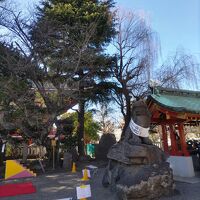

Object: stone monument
[102,100,174,200]
[95,133,116,160]
[63,152,72,171]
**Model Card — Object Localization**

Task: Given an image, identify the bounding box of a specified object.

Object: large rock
[69,148,79,162]
[116,163,174,200]
[63,152,72,171]
[107,142,166,165]
[102,100,174,200]
[95,134,116,160]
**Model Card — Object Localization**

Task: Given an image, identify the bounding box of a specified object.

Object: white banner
[129,119,149,137]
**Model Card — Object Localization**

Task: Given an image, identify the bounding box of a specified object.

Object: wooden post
[38,159,45,173]
[178,123,189,156]
[52,146,55,170]
[161,125,169,153]
[169,125,178,156]
[51,139,56,170]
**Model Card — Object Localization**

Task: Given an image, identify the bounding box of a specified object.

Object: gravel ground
[0,166,200,200]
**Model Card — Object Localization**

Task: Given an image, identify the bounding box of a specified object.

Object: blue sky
[7,0,200,116]
[116,0,200,64]
[12,0,200,65]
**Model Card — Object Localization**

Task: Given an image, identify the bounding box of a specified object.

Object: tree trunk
[54,122,62,168]
[56,138,61,168]
[121,93,131,139]
[77,100,85,157]
[45,140,52,167]
[0,140,4,167]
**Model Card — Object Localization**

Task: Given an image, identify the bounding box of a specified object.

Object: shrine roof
[147,87,200,114]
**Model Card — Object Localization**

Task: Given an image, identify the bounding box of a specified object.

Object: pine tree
[31,0,116,156]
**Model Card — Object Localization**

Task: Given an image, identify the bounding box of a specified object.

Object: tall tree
[153,50,200,89]
[112,11,156,137]
[93,103,115,134]
[111,11,199,140]
[0,0,116,157]
[32,0,116,156]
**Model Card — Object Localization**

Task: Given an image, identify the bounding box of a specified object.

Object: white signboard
[76,184,91,199]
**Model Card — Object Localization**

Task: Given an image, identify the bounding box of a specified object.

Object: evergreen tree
[31,0,116,156]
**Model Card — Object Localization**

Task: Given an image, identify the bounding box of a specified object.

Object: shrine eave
[147,87,200,115]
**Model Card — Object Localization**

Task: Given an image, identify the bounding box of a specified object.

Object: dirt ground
[0,161,200,200]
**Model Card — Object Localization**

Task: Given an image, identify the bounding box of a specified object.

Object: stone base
[103,161,174,200]
[167,156,195,177]
[116,172,174,200]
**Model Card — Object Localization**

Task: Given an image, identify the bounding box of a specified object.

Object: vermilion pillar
[169,125,178,156]
[178,123,189,156]
[161,125,169,153]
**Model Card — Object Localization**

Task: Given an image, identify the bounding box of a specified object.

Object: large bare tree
[112,11,157,136]
[153,50,200,89]
[111,11,199,139]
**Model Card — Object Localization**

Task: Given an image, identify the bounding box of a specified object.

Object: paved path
[0,168,200,200]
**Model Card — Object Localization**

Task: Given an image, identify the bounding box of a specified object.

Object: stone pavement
[0,168,200,200]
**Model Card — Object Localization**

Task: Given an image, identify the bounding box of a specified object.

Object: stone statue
[124,100,153,145]
[102,100,174,200]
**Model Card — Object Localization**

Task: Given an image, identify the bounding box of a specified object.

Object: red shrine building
[147,86,200,177]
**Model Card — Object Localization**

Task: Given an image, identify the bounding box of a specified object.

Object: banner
[129,119,149,137]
